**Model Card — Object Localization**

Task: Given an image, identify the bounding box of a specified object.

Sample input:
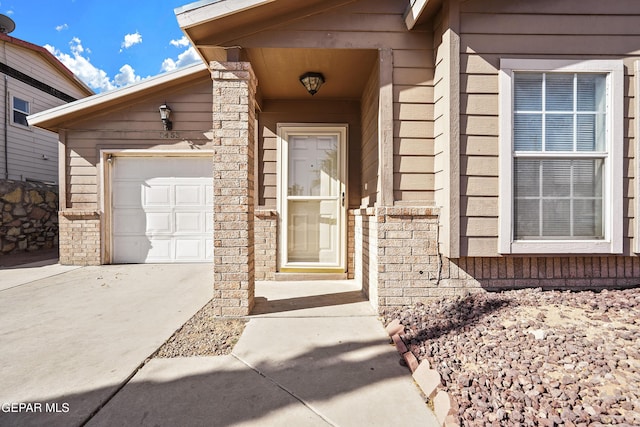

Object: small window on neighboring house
[13,97,29,127]
[499,59,623,254]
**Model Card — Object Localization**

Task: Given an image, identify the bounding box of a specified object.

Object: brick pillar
[211,61,257,316]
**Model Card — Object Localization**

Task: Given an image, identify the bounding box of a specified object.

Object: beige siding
[459,0,639,256]
[0,42,90,183]
[360,60,379,207]
[63,79,214,210]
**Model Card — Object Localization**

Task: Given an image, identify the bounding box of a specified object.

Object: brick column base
[58,211,101,266]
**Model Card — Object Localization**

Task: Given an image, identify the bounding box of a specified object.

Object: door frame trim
[276,123,348,272]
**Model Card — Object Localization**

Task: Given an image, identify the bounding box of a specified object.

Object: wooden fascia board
[176,0,276,30]
[404,0,430,30]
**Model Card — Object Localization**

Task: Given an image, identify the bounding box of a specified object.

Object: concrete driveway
[0,263,212,427]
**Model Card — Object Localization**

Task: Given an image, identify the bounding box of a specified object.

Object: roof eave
[175,0,276,30]
[0,33,94,96]
[28,63,209,132]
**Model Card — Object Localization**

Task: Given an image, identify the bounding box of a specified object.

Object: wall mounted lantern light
[159,104,172,131]
[299,72,325,96]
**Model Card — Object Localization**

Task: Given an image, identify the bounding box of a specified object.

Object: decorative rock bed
[384,287,640,426]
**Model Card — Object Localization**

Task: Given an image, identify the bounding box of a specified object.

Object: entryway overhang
[175,0,378,103]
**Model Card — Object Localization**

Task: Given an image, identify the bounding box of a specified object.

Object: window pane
[514,159,540,197]
[542,199,571,236]
[542,160,571,197]
[576,115,596,151]
[545,114,573,151]
[514,114,542,151]
[573,159,603,198]
[13,98,29,113]
[514,73,542,110]
[515,199,540,239]
[577,74,606,112]
[13,111,28,126]
[546,74,573,111]
[574,199,603,238]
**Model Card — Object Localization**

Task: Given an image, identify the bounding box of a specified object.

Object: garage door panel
[112,156,212,264]
[147,239,172,262]
[175,185,203,205]
[206,238,214,259]
[175,239,204,260]
[175,212,202,233]
[113,183,142,208]
[205,185,214,205]
[113,210,146,234]
[144,185,171,206]
[146,212,172,233]
[206,212,214,233]
[113,236,150,263]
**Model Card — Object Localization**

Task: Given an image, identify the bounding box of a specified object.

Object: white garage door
[111,156,213,263]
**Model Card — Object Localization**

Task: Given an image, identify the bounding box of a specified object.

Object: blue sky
[5,0,202,93]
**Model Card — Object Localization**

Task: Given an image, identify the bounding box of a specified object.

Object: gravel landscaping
[155,299,247,358]
[384,287,640,426]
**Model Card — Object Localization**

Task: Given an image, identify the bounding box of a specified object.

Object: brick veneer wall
[211,61,257,316]
[352,206,640,313]
[58,211,101,265]
[255,208,277,280]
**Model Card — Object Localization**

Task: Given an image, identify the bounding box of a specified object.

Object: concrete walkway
[0,262,212,427]
[0,256,438,426]
[88,281,439,426]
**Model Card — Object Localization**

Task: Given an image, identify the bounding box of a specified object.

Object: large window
[13,97,30,127]
[499,59,623,254]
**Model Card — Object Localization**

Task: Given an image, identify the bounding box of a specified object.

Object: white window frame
[499,59,623,254]
[12,96,30,127]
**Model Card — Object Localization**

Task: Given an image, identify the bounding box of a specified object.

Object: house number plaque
[160,131,180,139]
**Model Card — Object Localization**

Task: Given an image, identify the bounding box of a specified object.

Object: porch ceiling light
[299,72,325,96]
[159,104,172,131]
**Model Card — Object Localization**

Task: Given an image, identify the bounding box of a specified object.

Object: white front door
[278,125,347,271]
[111,156,213,263]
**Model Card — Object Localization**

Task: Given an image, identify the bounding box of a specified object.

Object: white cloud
[169,36,190,48]
[161,46,200,72]
[121,32,142,50]
[45,38,115,92]
[114,64,141,87]
[56,24,69,32]
[45,38,148,93]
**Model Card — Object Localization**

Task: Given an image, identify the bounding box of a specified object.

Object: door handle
[341,192,345,207]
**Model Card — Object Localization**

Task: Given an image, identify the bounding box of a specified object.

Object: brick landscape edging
[385,319,460,427]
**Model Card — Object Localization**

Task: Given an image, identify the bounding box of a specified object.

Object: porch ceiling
[247,48,377,100]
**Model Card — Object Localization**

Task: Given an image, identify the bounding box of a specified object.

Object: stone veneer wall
[58,211,101,265]
[0,180,58,255]
[352,206,640,313]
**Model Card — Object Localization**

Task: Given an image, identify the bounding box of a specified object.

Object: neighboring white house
[0,32,93,183]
